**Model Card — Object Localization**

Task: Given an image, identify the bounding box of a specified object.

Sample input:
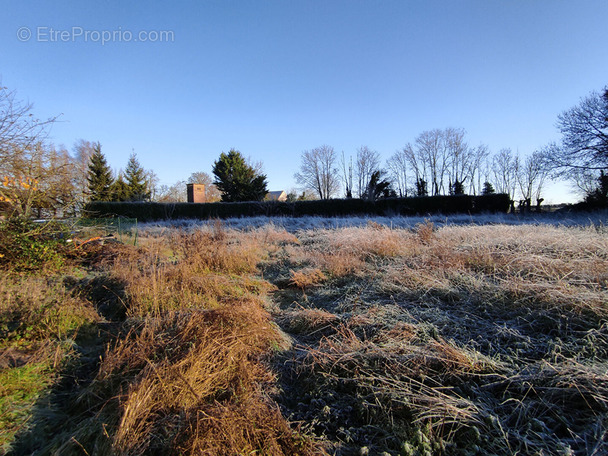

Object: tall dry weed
[107,228,275,317]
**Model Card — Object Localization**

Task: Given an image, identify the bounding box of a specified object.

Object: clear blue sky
[2,0,607,203]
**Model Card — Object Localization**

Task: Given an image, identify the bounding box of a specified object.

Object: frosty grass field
[2,210,607,455]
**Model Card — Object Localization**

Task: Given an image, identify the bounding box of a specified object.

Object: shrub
[0,219,69,272]
[0,275,99,344]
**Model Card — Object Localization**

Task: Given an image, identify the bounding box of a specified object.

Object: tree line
[294,86,607,210]
[294,131,549,211]
[1,83,607,219]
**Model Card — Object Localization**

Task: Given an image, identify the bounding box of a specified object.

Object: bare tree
[386,148,409,197]
[339,151,353,198]
[492,148,518,201]
[544,87,608,176]
[0,86,57,151]
[444,127,470,194]
[539,86,608,203]
[145,169,160,202]
[402,143,426,194]
[188,171,221,202]
[467,144,491,195]
[294,145,340,200]
[44,144,78,216]
[354,146,381,198]
[157,180,188,203]
[72,139,96,206]
[1,141,76,218]
[517,151,549,210]
[415,129,450,196]
[0,86,61,217]
[569,168,602,197]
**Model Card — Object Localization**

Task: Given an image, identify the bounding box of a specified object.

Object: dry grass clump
[81,227,319,453]
[0,274,100,345]
[51,290,318,455]
[279,227,417,288]
[415,219,435,245]
[249,223,301,255]
[289,267,327,291]
[292,323,492,454]
[169,228,264,275]
[326,226,410,258]
[376,223,608,319]
[176,395,313,456]
[310,251,366,278]
[309,324,490,379]
[275,307,340,335]
[106,228,276,317]
[96,302,312,455]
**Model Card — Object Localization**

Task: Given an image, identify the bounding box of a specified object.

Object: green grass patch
[0,362,54,452]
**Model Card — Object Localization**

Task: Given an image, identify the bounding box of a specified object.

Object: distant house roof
[265,190,287,202]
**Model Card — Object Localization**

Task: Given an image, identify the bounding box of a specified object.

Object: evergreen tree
[212,149,268,202]
[124,153,150,201]
[415,178,428,197]
[450,179,466,195]
[109,173,130,201]
[584,170,608,208]
[481,181,496,195]
[363,170,394,201]
[86,142,114,201]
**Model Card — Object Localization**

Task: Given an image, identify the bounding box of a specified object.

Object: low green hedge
[83,194,510,222]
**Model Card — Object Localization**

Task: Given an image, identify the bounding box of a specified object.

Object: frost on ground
[5,213,607,455]
[137,209,608,235]
[256,219,608,455]
[128,213,608,455]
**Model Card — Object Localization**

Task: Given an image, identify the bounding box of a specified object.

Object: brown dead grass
[107,228,276,318]
[271,222,608,455]
[101,302,313,455]
[289,268,327,291]
[93,226,320,455]
[276,307,340,335]
[311,251,366,278]
[16,224,323,456]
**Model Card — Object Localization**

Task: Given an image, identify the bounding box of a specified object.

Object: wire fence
[72,217,138,245]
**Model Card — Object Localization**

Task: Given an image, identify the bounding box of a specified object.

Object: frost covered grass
[3,214,607,455]
[3,223,319,456]
[262,220,608,455]
[137,208,608,235]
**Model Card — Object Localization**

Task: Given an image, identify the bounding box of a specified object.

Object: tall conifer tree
[86,142,114,201]
[124,153,150,201]
[212,149,268,202]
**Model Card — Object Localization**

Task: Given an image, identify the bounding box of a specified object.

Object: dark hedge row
[83,194,510,222]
